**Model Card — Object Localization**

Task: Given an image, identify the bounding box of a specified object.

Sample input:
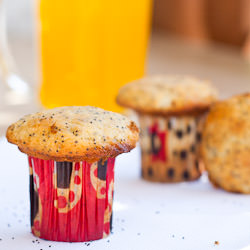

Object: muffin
[117,75,218,182]
[6,106,139,242]
[201,94,250,193]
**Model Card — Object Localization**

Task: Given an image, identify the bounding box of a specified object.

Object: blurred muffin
[117,75,218,182]
[6,106,139,242]
[202,94,250,193]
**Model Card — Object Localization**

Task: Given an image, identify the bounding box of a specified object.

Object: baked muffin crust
[6,106,139,162]
[201,94,250,193]
[116,75,218,116]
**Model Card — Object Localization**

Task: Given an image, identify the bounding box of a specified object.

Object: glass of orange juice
[38,0,152,112]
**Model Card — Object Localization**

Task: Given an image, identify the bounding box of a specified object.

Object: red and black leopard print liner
[29,156,115,242]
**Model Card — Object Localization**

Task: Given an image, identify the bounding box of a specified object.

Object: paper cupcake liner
[28,156,115,242]
[139,114,205,182]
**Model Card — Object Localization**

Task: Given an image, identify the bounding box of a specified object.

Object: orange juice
[39,0,152,111]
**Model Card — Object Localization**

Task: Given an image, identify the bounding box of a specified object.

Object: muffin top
[6,106,139,162]
[201,94,250,192]
[116,75,218,116]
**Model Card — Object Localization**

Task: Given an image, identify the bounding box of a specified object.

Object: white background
[1,137,250,250]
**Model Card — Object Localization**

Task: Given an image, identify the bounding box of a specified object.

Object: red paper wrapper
[139,114,205,182]
[28,156,115,242]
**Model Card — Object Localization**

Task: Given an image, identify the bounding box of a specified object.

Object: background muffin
[117,75,218,116]
[201,94,250,193]
[6,106,139,242]
[117,75,218,182]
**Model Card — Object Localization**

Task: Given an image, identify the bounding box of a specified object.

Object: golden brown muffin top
[6,106,139,162]
[116,75,218,116]
[201,94,250,193]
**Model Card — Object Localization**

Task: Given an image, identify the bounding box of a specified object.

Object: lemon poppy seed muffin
[6,106,139,242]
[201,94,250,193]
[6,106,139,162]
[117,75,218,182]
[117,75,218,116]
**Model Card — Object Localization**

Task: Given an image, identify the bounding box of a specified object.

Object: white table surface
[1,137,250,250]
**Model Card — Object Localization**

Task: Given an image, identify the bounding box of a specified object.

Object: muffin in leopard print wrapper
[117,75,218,182]
[6,106,139,242]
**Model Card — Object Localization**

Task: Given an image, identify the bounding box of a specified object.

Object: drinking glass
[0,0,32,132]
[38,0,152,112]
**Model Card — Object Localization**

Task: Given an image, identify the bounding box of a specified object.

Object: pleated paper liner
[28,156,115,242]
[139,114,205,182]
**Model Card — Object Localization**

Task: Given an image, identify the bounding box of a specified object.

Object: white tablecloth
[1,137,250,250]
